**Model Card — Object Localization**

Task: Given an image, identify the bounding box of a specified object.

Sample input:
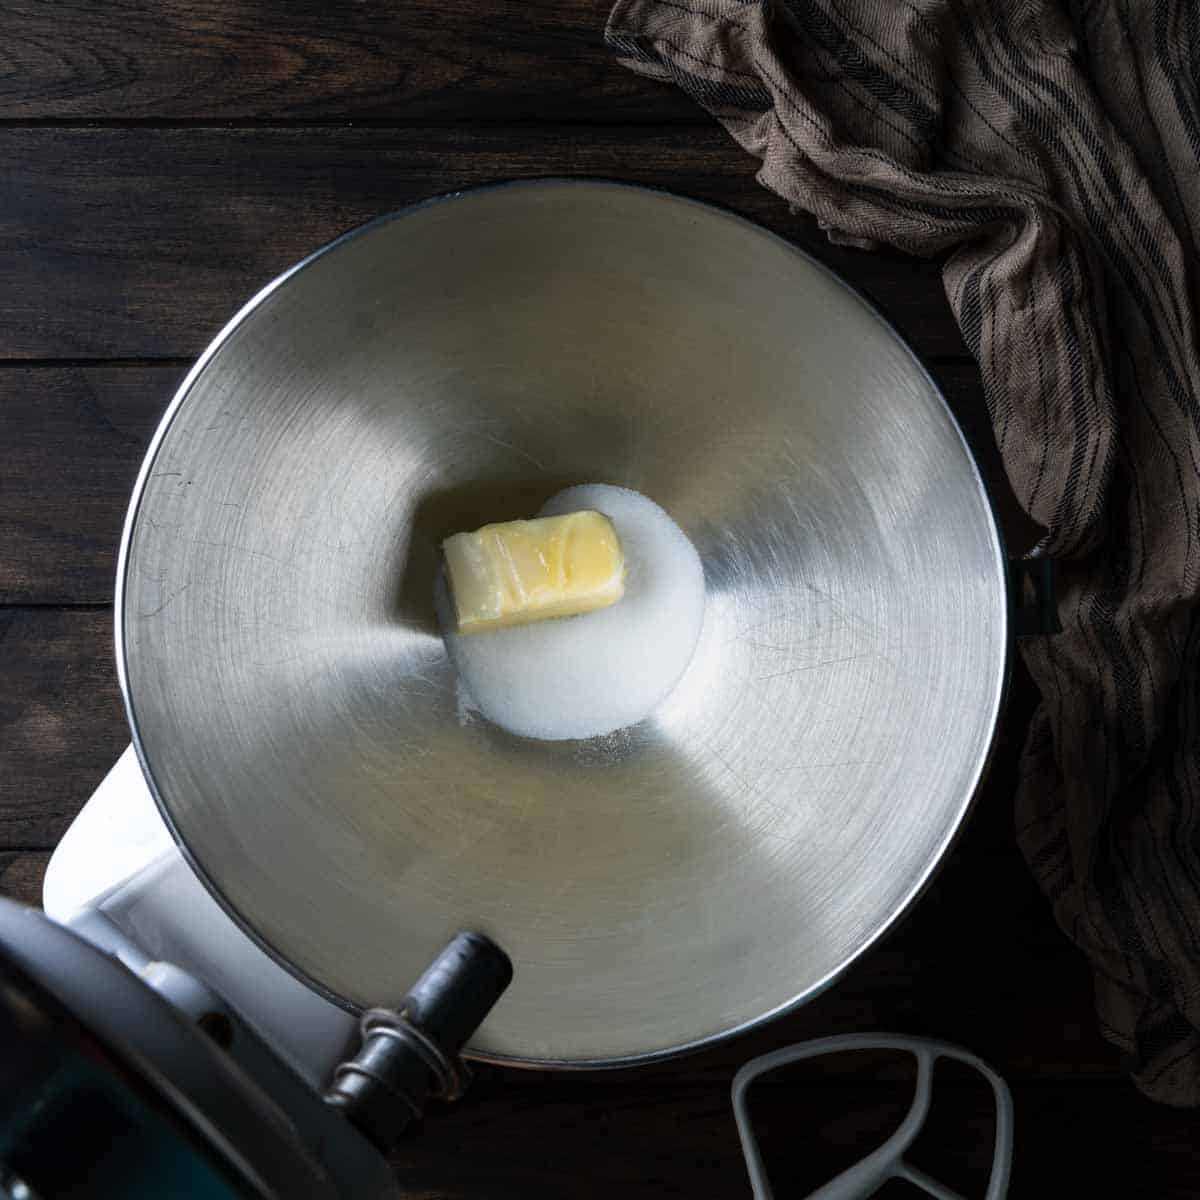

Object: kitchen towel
[607,0,1200,1105]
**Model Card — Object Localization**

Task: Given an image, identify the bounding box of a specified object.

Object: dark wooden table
[2,3,1196,1195]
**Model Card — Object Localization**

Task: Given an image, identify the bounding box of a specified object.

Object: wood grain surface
[387,1074,1198,1199]
[0,128,967,360]
[0,361,1015,605]
[0,0,695,124]
[0,1,1188,1195]
[0,366,180,603]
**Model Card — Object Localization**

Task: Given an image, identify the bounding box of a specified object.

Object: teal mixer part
[1,1024,250,1199]
[0,897,507,1200]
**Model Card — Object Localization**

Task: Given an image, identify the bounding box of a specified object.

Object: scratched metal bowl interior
[119,180,1007,1066]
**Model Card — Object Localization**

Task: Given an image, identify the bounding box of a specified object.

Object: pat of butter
[444,510,625,633]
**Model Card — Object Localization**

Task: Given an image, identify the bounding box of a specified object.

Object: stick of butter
[443,510,625,634]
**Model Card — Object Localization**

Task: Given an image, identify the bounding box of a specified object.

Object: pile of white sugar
[438,484,705,741]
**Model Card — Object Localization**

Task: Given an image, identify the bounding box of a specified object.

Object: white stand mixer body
[43,747,357,1089]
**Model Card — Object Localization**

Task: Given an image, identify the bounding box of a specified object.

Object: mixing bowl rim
[113,177,1012,1070]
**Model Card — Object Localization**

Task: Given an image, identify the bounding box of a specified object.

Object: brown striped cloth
[606,0,1200,1105]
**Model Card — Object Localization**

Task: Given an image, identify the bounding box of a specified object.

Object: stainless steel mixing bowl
[118,180,1008,1066]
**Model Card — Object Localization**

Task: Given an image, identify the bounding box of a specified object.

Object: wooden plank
[0,854,1170,1195]
[0,127,968,360]
[0,662,1104,1087]
[0,846,1163,1194]
[0,612,1113,1082]
[0,361,1015,605]
[391,1076,1197,1199]
[0,366,183,604]
[0,849,48,905]
[0,608,127,846]
[0,0,697,124]
[1,600,1029,852]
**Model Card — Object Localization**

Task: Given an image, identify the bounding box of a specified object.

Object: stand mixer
[2,181,1014,1197]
